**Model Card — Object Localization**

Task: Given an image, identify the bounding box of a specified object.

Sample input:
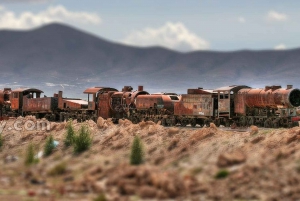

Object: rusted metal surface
[130,91,149,104]
[136,95,175,112]
[187,89,214,94]
[61,99,88,110]
[174,94,213,116]
[235,86,300,115]
[23,97,57,112]
[83,87,117,94]
[98,93,112,119]
[218,99,230,114]
[0,88,11,105]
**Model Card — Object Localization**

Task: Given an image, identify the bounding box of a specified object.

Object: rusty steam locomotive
[0,84,300,128]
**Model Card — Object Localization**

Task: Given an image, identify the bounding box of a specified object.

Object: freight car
[0,84,299,128]
[127,85,300,128]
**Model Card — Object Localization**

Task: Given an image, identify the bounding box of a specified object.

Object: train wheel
[224,119,230,127]
[132,117,139,124]
[247,117,255,126]
[214,119,220,127]
[239,116,247,127]
[181,119,187,127]
[190,119,196,127]
[264,119,271,128]
[162,119,167,126]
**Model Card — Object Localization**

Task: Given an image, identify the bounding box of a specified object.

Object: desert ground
[0,116,300,201]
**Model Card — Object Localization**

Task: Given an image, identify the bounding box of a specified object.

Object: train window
[169,95,179,100]
[12,92,18,98]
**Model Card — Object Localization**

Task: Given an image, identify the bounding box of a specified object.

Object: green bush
[130,136,144,165]
[93,193,107,201]
[73,125,92,154]
[48,162,67,176]
[64,120,75,147]
[44,135,55,157]
[215,169,229,179]
[0,134,3,149]
[25,143,38,166]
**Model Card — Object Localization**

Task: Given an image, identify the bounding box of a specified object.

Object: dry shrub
[168,137,180,151]
[168,127,179,136]
[189,128,215,143]
[210,123,217,130]
[105,164,197,198]
[217,149,247,167]
[25,115,37,122]
[139,121,147,129]
[250,125,259,135]
[56,122,66,131]
[251,136,265,144]
[97,117,105,128]
[148,125,159,135]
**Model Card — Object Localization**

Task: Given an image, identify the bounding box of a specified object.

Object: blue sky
[0,0,298,52]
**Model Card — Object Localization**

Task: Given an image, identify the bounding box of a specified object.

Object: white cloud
[0,0,51,3]
[267,11,288,22]
[122,22,209,52]
[274,43,286,50]
[0,5,101,29]
[238,17,245,23]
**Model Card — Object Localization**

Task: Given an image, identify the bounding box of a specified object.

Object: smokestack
[58,91,63,98]
[287,85,293,89]
[138,86,144,91]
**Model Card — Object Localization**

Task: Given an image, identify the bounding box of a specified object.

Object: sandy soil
[0,116,300,201]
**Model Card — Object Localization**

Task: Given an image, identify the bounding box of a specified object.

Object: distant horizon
[1,22,298,53]
[0,1,298,52]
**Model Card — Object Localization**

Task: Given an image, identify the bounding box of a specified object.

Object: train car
[132,93,179,124]
[234,85,300,127]
[10,88,58,120]
[108,86,149,122]
[83,87,118,120]
[174,88,216,127]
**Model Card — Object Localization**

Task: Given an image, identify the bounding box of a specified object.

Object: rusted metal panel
[11,97,19,111]
[0,88,11,105]
[83,87,117,94]
[236,87,300,109]
[98,93,111,119]
[187,89,213,94]
[174,94,213,116]
[136,95,164,109]
[23,97,57,112]
[234,93,246,115]
[88,101,95,110]
[62,99,87,110]
[218,99,230,113]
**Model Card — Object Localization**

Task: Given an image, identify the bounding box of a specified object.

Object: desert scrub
[64,119,75,147]
[48,162,67,176]
[130,135,144,165]
[73,125,92,154]
[93,193,107,201]
[25,143,38,166]
[215,169,229,179]
[44,135,55,157]
[0,133,3,149]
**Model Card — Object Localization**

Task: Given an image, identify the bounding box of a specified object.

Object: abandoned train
[0,84,300,128]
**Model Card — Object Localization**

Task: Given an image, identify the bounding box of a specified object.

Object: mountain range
[0,23,299,98]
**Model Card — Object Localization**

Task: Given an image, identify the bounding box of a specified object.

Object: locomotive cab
[214,85,250,119]
[10,88,43,115]
[83,87,118,119]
